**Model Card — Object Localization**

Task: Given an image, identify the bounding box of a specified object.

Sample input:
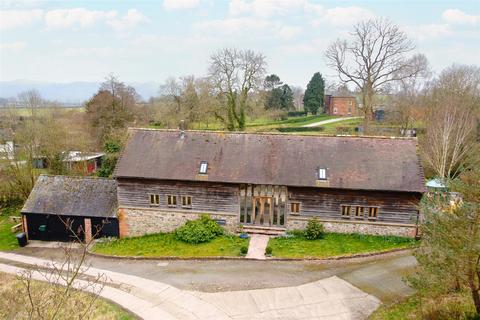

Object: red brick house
[325,95,357,116]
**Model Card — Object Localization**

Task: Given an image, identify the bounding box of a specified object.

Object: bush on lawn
[305,219,325,240]
[265,246,273,255]
[175,215,224,244]
[240,245,248,255]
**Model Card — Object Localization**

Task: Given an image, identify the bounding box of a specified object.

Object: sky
[0,0,479,89]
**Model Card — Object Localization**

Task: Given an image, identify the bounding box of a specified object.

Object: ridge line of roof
[127,128,418,141]
[38,174,116,182]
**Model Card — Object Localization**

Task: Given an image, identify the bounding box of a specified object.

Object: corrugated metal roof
[22,175,117,217]
[114,129,426,193]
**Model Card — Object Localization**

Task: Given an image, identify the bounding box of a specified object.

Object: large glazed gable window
[199,161,208,174]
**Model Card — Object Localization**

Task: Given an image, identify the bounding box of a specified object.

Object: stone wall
[286,216,417,237]
[118,207,239,237]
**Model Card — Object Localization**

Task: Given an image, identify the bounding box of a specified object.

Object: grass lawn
[0,206,21,251]
[268,233,417,259]
[369,292,478,320]
[92,233,249,257]
[0,272,136,320]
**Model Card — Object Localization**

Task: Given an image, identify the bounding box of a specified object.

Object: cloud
[107,9,148,31]
[43,8,147,31]
[44,8,116,28]
[277,25,302,39]
[194,17,272,35]
[163,0,200,11]
[0,9,43,30]
[406,24,451,41]
[442,9,479,25]
[312,6,375,27]
[63,46,119,57]
[229,0,307,18]
[0,41,27,51]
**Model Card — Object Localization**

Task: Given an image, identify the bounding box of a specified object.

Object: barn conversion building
[21,129,426,241]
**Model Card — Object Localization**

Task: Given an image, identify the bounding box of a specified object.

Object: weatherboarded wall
[288,187,421,225]
[116,178,240,237]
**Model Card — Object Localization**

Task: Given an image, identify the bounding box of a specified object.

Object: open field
[0,106,85,117]
[268,233,417,259]
[92,233,249,257]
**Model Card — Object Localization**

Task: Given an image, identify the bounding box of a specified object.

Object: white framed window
[149,194,160,206]
[333,107,337,114]
[182,196,192,207]
[167,195,177,206]
[318,168,327,180]
[199,161,208,174]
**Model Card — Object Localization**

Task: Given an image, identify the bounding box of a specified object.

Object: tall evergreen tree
[303,72,325,114]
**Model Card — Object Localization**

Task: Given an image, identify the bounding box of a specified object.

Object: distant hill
[0,80,160,104]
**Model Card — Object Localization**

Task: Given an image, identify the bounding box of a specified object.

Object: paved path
[0,252,380,320]
[303,116,361,128]
[246,234,269,259]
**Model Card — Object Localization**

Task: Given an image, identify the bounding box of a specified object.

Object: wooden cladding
[341,205,379,220]
[117,179,239,214]
[239,185,286,227]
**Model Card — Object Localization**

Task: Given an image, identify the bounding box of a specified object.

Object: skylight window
[318,168,327,180]
[199,161,208,174]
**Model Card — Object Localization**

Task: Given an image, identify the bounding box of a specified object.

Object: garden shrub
[240,245,248,255]
[305,219,325,240]
[175,215,224,244]
[265,246,273,255]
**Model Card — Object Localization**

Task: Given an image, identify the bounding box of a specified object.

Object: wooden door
[252,196,273,226]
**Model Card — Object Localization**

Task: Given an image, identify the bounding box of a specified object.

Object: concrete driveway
[0,251,381,319]
[0,248,417,319]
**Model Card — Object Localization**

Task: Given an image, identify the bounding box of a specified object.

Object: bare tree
[421,65,480,180]
[208,48,266,130]
[325,18,427,132]
[291,86,304,111]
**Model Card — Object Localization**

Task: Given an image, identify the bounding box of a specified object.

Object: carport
[21,175,118,242]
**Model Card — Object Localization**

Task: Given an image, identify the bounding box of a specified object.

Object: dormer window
[199,161,208,174]
[318,168,327,180]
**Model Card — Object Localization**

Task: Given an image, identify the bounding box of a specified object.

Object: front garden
[93,215,249,257]
[267,220,417,259]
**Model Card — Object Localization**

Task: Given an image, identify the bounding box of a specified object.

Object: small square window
[318,168,327,180]
[199,161,208,174]
[290,202,300,214]
[182,196,192,207]
[167,195,177,206]
[368,207,378,219]
[150,194,160,206]
[341,205,351,217]
[355,206,364,217]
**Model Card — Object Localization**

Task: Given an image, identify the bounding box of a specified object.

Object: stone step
[242,225,286,236]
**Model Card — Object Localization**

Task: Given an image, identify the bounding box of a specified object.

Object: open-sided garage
[21,175,118,242]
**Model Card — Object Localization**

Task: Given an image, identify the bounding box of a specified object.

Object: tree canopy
[303,72,325,114]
